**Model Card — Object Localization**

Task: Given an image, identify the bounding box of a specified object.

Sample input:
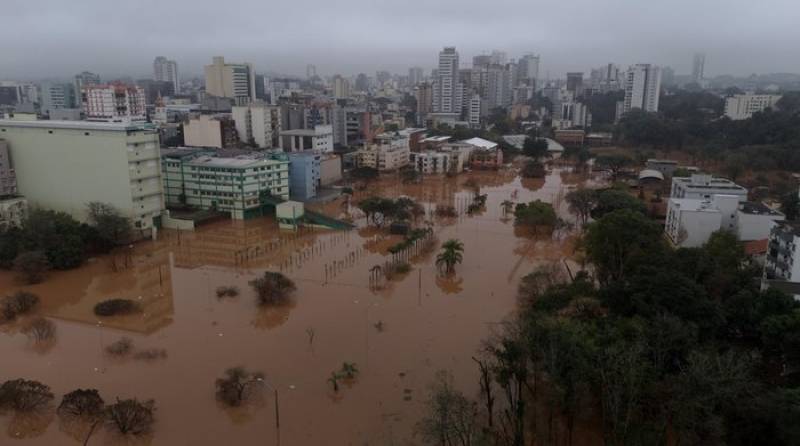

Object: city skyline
[3,0,799,80]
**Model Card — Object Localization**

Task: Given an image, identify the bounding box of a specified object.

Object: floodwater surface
[0,168,585,445]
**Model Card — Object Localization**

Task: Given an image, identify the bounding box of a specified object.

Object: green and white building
[0,120,164,236]
[161,148,290,219]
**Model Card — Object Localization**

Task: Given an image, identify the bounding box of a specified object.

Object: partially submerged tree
[249,271,296,306]
[436,239,464,275]
[105,398,155,436]
[105,337,134,356]
[340,362,359,379]
[94,298,140,317]
[1,291,40,321]
[565,188,597,227]
[22,317,56,343]
[416,370,483,446]
[13,250,51,284]
[215,367,265,407]
[86,202,132,250]
[58,389,105,419]
[0,379,54,412]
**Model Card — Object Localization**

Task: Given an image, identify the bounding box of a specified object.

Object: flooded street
[1,168,582,445]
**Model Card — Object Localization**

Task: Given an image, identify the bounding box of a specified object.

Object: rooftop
[461,137,498,150]
[0,119,156,132]
[188,155,284,169]
[739,201,784,216]
[668,198,722,213]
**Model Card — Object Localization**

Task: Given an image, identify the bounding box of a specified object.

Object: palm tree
[436,239,464,274]
[501,200,514,216]
[328,372,341,392]
[340,362,359,379]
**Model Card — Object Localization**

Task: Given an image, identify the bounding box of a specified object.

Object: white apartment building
[153,56,179,94]
[279,125,334,153]
[40,82,77,116]
[204,56,256,105]
[724,94,782,120]
[671,174,748,202]
[432,47,463,116]
[161,148,289,219]
[409,151,462,174]
[765,222,800,282]
[0,120,164,236]
[333,75,351,99]
[232,103,282,149]
[623,64,661,114]
[81,83,147,122]
[357,133,410,171]
[517,54,540,85]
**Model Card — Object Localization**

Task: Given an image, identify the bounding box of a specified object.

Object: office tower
[432,47,463,115]
[566,72,584,95]
[40,82,77,115]
[484,64,512,111]
[517,54,540,86]
[81,83,147,122]
[692,53,705,83]
[332,75,351,99]
[355,73,369,92]
[204,56,256,105]
[153,56,179,94]
[73,71,100,103]
[415,82,433,125]
[408,67,424,86]
[0,120,164,236]
[623,64,662,114]
[307,64,317,79]
[490,50,507,65]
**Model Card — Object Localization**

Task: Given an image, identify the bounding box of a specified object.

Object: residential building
[0,196,27,230]
[692,53,705,84]
[232,103,282,148]
[467,94,481,127]
[724,94,782,120]
[623,64,662,114]
[183,114,239,149]
[204,56,256,105]
[279,125,334,153]
[590,63,621,91]
[40,82,77,116]
[554,129,585,149]
[517,54,540,86]
[463,137,503,169]
[566,72,584,95]
[484,64,513,111]
[765,221,800,286]
[0,140,17,196]
[287,151,321,200]
[73,71,100,102]
[161,148,289,219]
[357,132,410,171]
[153,56,179,94]
[409,151,457,174]
[332,75,351,99]
[306,64,317,79]
[737,202,785,241]
[0,120,164,235]
[415,82,433,125]
[81,83,147,122]
[665,195,740,247]
[670,174,748,202]
[432,47,463,117]
[319,154,342,186]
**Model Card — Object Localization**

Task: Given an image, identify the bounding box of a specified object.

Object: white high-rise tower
[432,47,463,115]
[623,64,662,114]
[153,56,179,94]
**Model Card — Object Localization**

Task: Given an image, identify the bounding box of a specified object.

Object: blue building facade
[287,151,321,201]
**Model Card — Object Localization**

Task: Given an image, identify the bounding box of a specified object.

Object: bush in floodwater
[249,272,296,306]
[133,348,168,361]
[215,286,240,299]
[58,389,105,419]
[106,398,155,436]
[105,337,134,357]
[1,291,40,321]
[435,205,457,218]
[215,367,265,407]
[22,317,56,343]
[93,298,140,317]
[0,378,54,412]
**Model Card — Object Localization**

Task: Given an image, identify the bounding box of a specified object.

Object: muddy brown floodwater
[0,167,586,445]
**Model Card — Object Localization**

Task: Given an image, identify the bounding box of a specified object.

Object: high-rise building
[153,56,179,94]
[355,73,369,92]
[490,50,508,65]
[332,75,351,99]
[517,54,540,86]
[692,53,705,84]
[484,64,513,111]
[415,82,433,125]
[724,94,782,120]
[232,103,282,148]
[623,64,662,114]
[306,64,317,79]
[73,71,100,103]
[40,82,77,115]
[408,67,424,86]
[432,47,463,115]
[0,120,164,235]
[204,56,256,105]
[566,72,584,95]
[376,71,392,86]
[81,83,147,122]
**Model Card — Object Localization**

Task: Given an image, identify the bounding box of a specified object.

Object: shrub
[106,337,134,356]
[106,398,155,436]
[215,286,240,299]
[58,389,105,418]
[249,272,296,306]
[22,317,56,343]
[0,379,54,412]
[215,367,265,407]
[133,349,167,361]
[13,251,50,284]
[94,298,140,317]
[1,291,40,321]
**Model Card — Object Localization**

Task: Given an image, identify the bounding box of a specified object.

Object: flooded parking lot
[1,167,585,445]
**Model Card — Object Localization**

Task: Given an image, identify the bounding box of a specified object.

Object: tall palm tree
[436,239,464,274]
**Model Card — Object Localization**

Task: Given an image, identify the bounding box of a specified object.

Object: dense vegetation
[420,204,800,446]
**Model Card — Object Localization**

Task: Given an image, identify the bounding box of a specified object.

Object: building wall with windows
[0,120,163,235]
[724,94,782,120]
[161,148,289,219]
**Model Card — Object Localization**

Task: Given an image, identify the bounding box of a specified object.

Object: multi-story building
[232,103,282,149]
[357,132,410,171]
[763,221,800,299]
[623,64,662,114]
[183,114,239,149]
[408,67,424,86]
[287,151,321,201]
[279,125,334,153]
[670,174,748,202]
[73,71,101,102]
[517,54,540,87]
[0,196,27,230]
[590,63,621,92]
[415,82,433,125]
[0,140,17,196]
[566,72,584,95]
[724,94,782,120]
[409,151,457,174]
[204,56,256,105]
[40,82,77,116]
[81,83,147,122]
[463,137,502,169]
[0,120,164,235]
[432,47,463,118]
[332,75,351,99]
[692,53,705,84]
[665,194,741,247]
[153,56,179,94]
[484,64,513,112]
[161,148,289,219]
[467,94,482,128]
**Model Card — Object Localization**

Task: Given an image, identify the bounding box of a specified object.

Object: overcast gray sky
[3,0,799,81]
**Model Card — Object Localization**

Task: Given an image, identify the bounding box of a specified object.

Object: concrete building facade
[724,94,782,120]
[204,56,256,105]
[287,151,321,200]
[81,83,147,122]
[232,103,282,149]
[0,140,17,196]
[280,125,334,153]
[183,114,239,149]
[0,120,164,235]
[670,174,748,202]
[623,64,661,114]
[153,56,179,95]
